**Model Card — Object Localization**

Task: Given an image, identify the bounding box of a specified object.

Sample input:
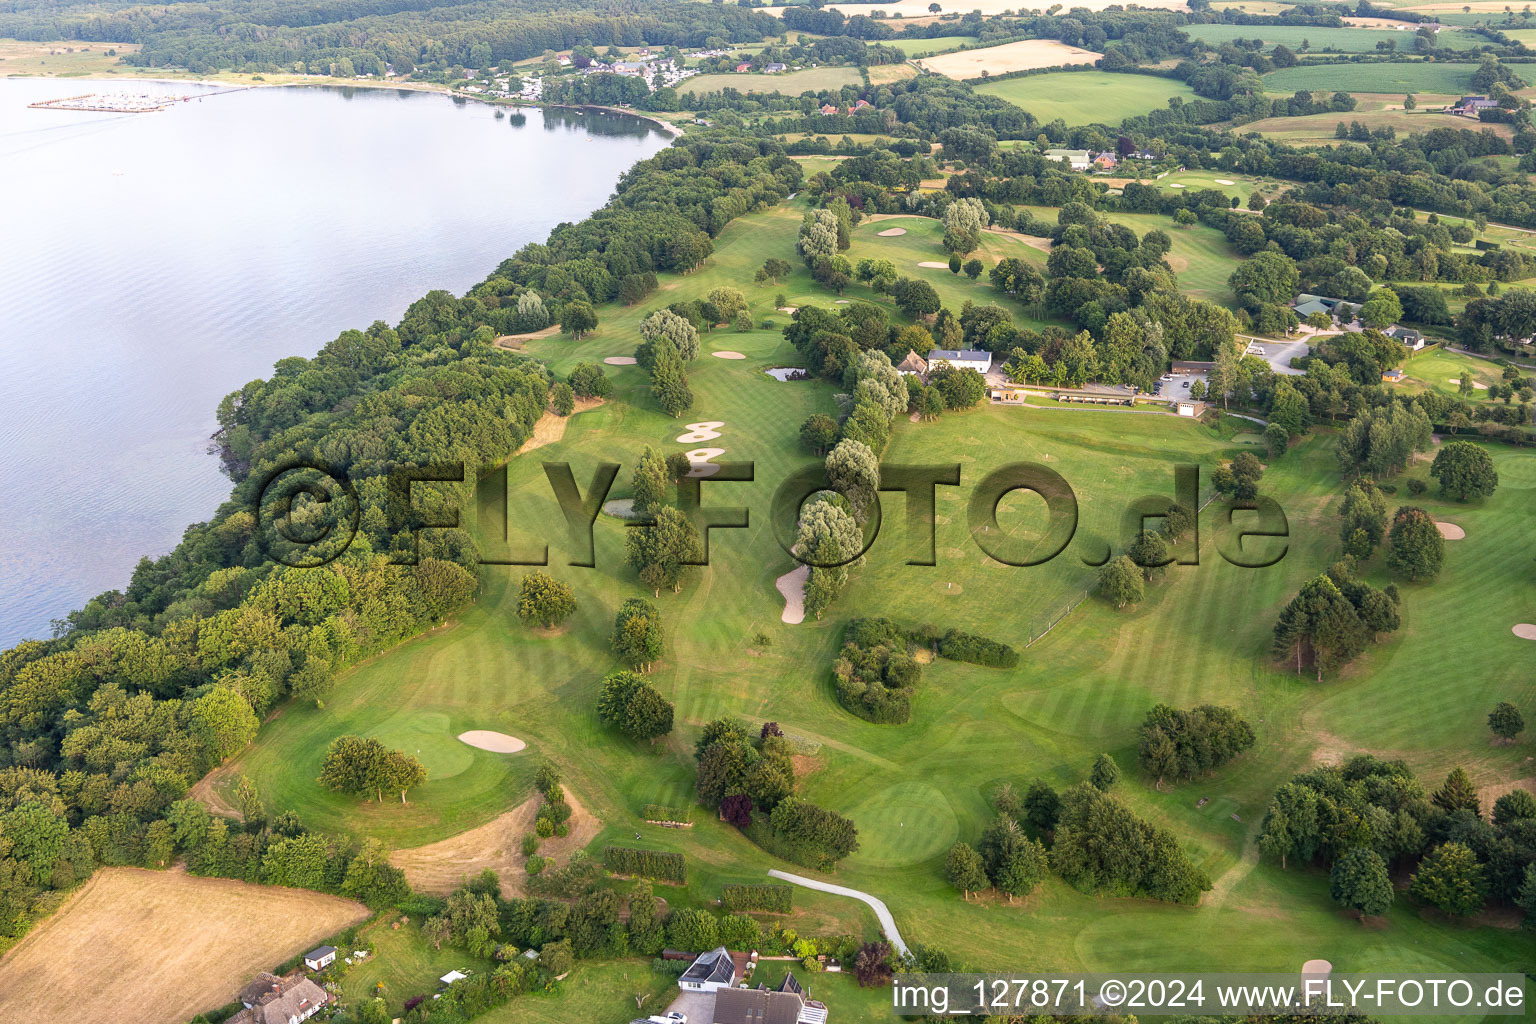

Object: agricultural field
[918,38,1103,78]
[0,868,369,1024]
[0,38,138,76]
[1184,22,1487,51]
[214,195,1536,1020]
[1261,60,1483,95]
[806,0,1190,13]
[881,34,976,57]
[976,70,1199,125]
[1208,0,1296,11]
[677,67,860,97]
[1240,107,1511,144]
[868,61,921,85]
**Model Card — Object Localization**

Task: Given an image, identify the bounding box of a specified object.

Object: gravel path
[767,869,909,956]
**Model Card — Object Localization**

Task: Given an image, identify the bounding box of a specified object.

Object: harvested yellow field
[0,867,370,1024]
[812,0,1187,12]
[919,39,1103,78]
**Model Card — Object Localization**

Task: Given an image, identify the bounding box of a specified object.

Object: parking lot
[1151,370,1208,400]
[1243,336,1309,375]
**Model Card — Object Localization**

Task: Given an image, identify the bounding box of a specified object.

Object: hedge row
[937,628,1019,669]
[604,846,686,883]
[721,883,793,913]
[642,804,691,824]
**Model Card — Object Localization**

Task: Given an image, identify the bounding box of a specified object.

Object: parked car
[1250,346,1266,356]
[1181,380,1190,388]
[1160,373,1174,381]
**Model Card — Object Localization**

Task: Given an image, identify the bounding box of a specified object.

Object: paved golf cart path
[767,869,910,956]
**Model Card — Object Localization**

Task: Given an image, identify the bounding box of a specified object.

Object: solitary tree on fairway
[1489,702,1525,744]
[1099,555,1144,609]
[561,300,598,339]
[612,598,664,671]
[626,506,702,595]
[1430,441,1498,501]
[596,669,674,742]
[1090,753,1121,791]
[1331,846,1394,919]
[945,841,988,899]
[518,570,576,628]
[1386,506,1443,581]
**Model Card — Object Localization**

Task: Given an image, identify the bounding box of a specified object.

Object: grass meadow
[222,200,1536,1020]
[975,70,1198,125]
[882,35,975,57]
[1185,23,1488,51]
[1262,61,1484,95]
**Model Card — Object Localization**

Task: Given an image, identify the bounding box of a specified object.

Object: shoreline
[10,68,685,137]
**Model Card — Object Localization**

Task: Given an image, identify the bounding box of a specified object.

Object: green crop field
[975,70,1198,125]
[224,196,1536,1020]
[1240,107,1510,144]
[1262,61,1483,95]
[678,67,860,96]
[883,35,975,56]
[1185,23,1487,51]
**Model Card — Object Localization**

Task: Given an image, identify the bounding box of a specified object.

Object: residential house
[1093,151,1118,170]
[1044,148,1091,171]
[926,348,992,374]
[895,350,929,377]
[612,60,648,76]
[1385,325,1426,350]
[819,104,838,115]
[853,98,871,110]
[736,62,753,72]
[679,946,736,992]
[765,62,787,72]
[712,973,829,1024]
[302,946,336,971]
[228,975,329,1024]
[557,55,572,66]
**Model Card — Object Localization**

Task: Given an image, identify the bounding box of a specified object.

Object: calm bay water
[0,79,668,646]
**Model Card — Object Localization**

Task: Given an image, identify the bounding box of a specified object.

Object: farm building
[1044,148,1091,171]
[302,946,336,971]
[1292,293,1347,320]
[1452,95,1499,116]
[926,348,992,374]
[679,946,736,992]
[228,975,329,1024]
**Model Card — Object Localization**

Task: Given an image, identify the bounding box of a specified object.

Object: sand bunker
[1169,183,1186,188]
[602,498,639,519]
[1513,624,1536,640]
[1450,378,1489,390]
[917,261,951,268]
[603,356,637,365]
[459,730,527,753]
[766,367,808,381]
[776,564,809,624]
[685,447,725,478]
[777,306,798,314]
[712,350,746,359]
[877,227,907,236]
[1436,521,1466,540]
[676,421,724,443]
[1214,178,1236,185]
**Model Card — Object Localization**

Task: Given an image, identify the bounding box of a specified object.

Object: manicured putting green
[844,781,960,867]
[365,711,473,780]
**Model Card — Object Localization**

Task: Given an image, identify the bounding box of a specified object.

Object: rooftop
[927,349,991,362]
[712,986,807,1024]
[679,945,735,986]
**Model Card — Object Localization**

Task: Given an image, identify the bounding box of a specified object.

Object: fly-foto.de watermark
[251,459,1291,571]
